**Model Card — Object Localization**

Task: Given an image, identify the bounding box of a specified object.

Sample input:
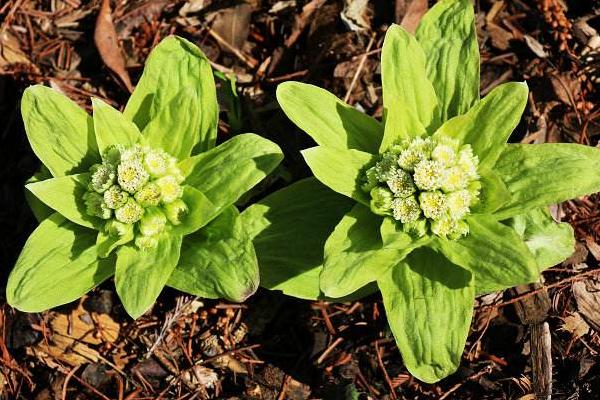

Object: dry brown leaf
[549,73,580,106]
[94,0,133,92]
[0,31,37,73]
[400,0,428,34]
[208,3,254,52]
[573,279,600,332]
[27,303,120,368]
[560,312,590,339]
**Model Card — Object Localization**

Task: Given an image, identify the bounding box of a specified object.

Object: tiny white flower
[156,175,183,203]
[413,160,444,191]
[386,169,416,198]
[115,198,144,224]
[89,163,116,194]
[392,196,421,223]
[419,191,447,220]
[103,185,129,209]
[446,190,471,220]
[117,159,150,193]
[134,182,161,207]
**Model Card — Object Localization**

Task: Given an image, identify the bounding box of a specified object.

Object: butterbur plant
[7,36,283,319]
[243,0,600,383]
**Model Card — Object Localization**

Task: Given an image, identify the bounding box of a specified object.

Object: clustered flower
[362,136,480,239]
[83,145,188,249]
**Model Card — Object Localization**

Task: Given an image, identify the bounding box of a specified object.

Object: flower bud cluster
[84,145,188,249]
[362,136,480,239]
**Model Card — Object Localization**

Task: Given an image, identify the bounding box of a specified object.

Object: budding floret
[164,199,189,225]
[370,186,394,216]
[135,234,159,250]
[419,191,447,220]
[431,144,456,165]
[114,198,144,224]
[386,169,416,198]
[103,185,129,209]
[103,146,122,166]
[83,191,112,219]
[120,145,144,162]
[143,148,171,178]
[441,166,468,192]
[134,182,161,207]
[156,175,183,203]
[89,163,116,193]
[374,153,399,182]
[139,207,167,236]
[392,196,421,223]
[447,190,471,220]
[413,160,443,191]
[397,148,425,171]
[117,159,149,193]
[105,220,133,237]
[458,146,479,179]
[430,214,457,238]
[361,167,379,192]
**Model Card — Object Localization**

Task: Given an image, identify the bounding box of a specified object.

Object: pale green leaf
[379,97,427,152]
[276,82,383,153]
[179,134,283,212]
[495,143,600,219]
[25,166,54,222]
[241,178,354,300]
[96,228,134,258]
[142,87,200,160]
[124,36,218,152]
[301,146,374,206]
[25,173,99,229]
[378,247,474,383]
[506,207,575,271]
[168,206,259,302]
[115,235,182,319]
[6,214,114,312]
[321,204,411,298]
[21,85,98,177]
[381,25,438,131]
[416,0,479,121]
[433,82,528,169]
[471,169,511,214]
[434,215,538,294]
[171,186,218,236]
[92,98,141,155]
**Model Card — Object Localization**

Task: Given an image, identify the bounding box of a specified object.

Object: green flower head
[10,35,283,321]
[362,136,479,239]
[83,144,186,245]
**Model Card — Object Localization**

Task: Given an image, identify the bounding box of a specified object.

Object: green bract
[242,0,600,383]
[8,35,283,319]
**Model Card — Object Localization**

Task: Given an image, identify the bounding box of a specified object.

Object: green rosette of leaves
[241,0,600,383]
[7,36,283,319]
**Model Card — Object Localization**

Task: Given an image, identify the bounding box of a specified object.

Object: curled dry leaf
[94,0,133,93]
